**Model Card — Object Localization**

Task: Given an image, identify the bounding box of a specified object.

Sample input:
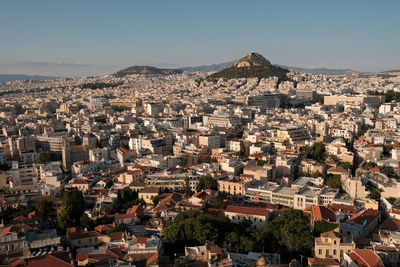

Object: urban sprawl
[1,53,400,266]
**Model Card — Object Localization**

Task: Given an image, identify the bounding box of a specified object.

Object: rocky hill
[114,66,182,77]
[207,52,289,80]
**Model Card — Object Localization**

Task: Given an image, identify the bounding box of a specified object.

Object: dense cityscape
[2,0,400,266]
[0,51,400,266]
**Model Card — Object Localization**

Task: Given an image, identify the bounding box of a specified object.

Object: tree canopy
[37,151,59,164]
[196,175,218,192]
[57,188,85,230]
[162,209,313,261]
[260,209,313,259]
[326,174,342,189]
[313,220,338,237]
[300,142,326,162]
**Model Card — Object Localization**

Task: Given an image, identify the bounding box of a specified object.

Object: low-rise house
[65,179,91,192]
[314,231,355,263]
[340,209,382,240]
[311,205,337,229]
[66,228,101,248]
[113,213,138,226]
[224,205,272,229]
[243,165,274,181]
[127,236,162,256]
[372,243,399,266]
[0,226,25,252]
[217,178,246,196]
[13,250,74,267]
[300,158,325,174]
[378,217,400,245]
[76,246,119,266]
[343,249,384,267]
[118,169,144,184]
[186,190,213,207]
[184,241,232,267]
[26,229,61,250]
[139,187,159,204]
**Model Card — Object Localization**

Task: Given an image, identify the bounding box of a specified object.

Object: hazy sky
[1,0,399,76]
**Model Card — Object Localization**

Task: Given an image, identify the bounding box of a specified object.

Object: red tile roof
[110,232,124,241]
[308,257,340,266]
[345,209,381,226]
[146,252,158,266]
[118,147,129,154]
[136,236,147,244]
[192,190,209,200]
[72,179,89,184]
[129,204,144,215]
[113,213,136,220]
[13,252,73,267]
[68,230,100,240]
[348,249,384,267]
[94,224,112,233]
[312,205,336,223]
[76,251,89,262]
[327,204,357,214]
[225,205,267,216]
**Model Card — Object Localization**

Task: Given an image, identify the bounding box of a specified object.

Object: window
[326,249,329,256]
[318,249,322,255]
[334,240,337,245]
[333,249,336,255]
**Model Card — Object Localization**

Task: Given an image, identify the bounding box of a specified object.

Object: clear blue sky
[1,0,399,76]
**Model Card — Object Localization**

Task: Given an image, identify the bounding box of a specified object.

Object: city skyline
[1,0,400,76]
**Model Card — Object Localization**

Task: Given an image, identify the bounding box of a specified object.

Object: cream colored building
[277,125,311,144]
[324,95,384,107]
[314,231,355,263]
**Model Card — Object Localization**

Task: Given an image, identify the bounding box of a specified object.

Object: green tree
[256,160,267,166]
[205,196,226,209]
[313,220,338,236]
[37,151,59,164]
[163,209,235,254]
[260,209,313,259]
[106,226,126,236]
[80,214,94,231]
[57,188,85,230]
[196,175,218,192]
[151,195,160,206]
[312,142,326,162]
[37,199,56,218]
[338,162,352,171]
[326,174,342,189]
[367,188,382,201]
[111,187,140,213]
[240,141,246,156]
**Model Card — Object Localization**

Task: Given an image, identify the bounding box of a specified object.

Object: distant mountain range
[181,62,352,75]
[0,74,59,82]
[2,58,398,83]
[114,66,182,77]
[179,62,234,72]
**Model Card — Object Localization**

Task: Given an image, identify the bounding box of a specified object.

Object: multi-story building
[224,205,271,229]
[314,231,355,263]
[277,125,311,144]
[217,178,246,196]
